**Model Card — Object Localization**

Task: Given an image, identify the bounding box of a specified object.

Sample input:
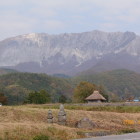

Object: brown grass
[0,105,140,140]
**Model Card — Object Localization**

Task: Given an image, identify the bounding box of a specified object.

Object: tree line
[0,81,109,105]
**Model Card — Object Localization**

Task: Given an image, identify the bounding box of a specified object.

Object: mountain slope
[0,73,73,104]
[0,30,140,75]
[1,69,140,104]
[75,69,140,98]
[0,68,17,75]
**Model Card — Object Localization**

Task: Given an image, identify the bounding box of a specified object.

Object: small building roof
[85,90,106,101]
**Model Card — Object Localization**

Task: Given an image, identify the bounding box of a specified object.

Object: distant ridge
[0,30,140,75]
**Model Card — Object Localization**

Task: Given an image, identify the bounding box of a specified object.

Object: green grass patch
[28,104,140,113]
[119,128,137,134]
[33,135,50,140]
[23,104,140,113]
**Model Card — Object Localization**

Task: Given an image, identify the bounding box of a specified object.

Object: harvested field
[0,104,140,140]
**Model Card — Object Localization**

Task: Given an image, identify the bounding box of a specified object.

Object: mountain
[0,30,140,75]
[75,69,140,98]
[0,73,73,104]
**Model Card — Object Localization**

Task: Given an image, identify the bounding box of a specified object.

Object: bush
[33,135,50,140]
[25,90,51,104]
[0,93,8,105]
[119,129,137,134]
[59,95,67,103]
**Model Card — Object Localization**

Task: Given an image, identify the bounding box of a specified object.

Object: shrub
[25,90,51,104]
[119,128,137,134]
[59,95,67,103]
[33,135,50,140]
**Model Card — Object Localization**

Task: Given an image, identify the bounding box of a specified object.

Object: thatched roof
[85,91,106,101]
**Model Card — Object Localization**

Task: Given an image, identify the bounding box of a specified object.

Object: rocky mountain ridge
[0,30,140,75]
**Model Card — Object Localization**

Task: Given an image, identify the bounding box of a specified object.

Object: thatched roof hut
[85,90,106,103]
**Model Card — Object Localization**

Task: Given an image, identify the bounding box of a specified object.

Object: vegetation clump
[0,93,7,105]
[73,81,108,103]
[119,128,137,134]
[33,135,50,140]
[25,90,51,104]
[58,94,67,103]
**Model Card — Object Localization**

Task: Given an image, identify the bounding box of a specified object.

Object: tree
[98,85,109,102]
[73,81,97,103]
[124,88,134,102]
[59,95,67,103]
[0,93,8,105]
[5,85,29,105]
[25,90,51,104]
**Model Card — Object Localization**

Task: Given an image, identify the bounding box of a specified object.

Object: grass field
[0,104,140,140]
[29,103,140,113]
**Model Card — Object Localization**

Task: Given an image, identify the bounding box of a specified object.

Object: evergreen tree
[98,85,109,102]
[59,94,67,103]
[25,90,51,104]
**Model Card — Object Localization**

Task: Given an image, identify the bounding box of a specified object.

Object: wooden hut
[85,90,106,103]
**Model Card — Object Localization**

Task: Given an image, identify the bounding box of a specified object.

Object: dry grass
[0,105,140,140]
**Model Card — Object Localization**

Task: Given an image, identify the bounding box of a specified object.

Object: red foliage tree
[0,93,8,105]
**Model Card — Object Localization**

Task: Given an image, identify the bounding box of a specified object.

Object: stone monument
[58,104,66,125]
[47,110,53,123]
[75,117,95,129]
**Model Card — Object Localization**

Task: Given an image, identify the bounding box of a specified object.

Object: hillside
[0,73,73,105]
[75,69,140,99]
[0,68,17,75]
[0,31,140,75]
[1,69,140,104]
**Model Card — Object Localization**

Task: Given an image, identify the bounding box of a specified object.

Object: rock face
[75,118,95,129]
[58,104,66,125]
[47,110,53,123]
[1,30,140,75]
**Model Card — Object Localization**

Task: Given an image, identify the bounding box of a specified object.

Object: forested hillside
[1,69,140,104]
[75,69,140,99]
[0,73,73,104]
[0,68,17,75]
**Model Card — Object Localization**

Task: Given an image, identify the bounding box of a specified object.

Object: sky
[0,0,140,40]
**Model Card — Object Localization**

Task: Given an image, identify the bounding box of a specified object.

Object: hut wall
[87,100,102,103]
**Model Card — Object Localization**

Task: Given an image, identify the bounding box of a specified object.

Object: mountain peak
[0,30,139,75]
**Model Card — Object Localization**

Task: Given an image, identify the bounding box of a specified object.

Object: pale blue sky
[0,0,140,40]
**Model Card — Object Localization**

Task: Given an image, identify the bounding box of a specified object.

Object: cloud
[91,0,140,22]
[99,23,118,31]
[0,0,140,40]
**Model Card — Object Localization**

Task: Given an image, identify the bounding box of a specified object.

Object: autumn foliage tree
[73,81,97,103]
[0,93,8,105]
